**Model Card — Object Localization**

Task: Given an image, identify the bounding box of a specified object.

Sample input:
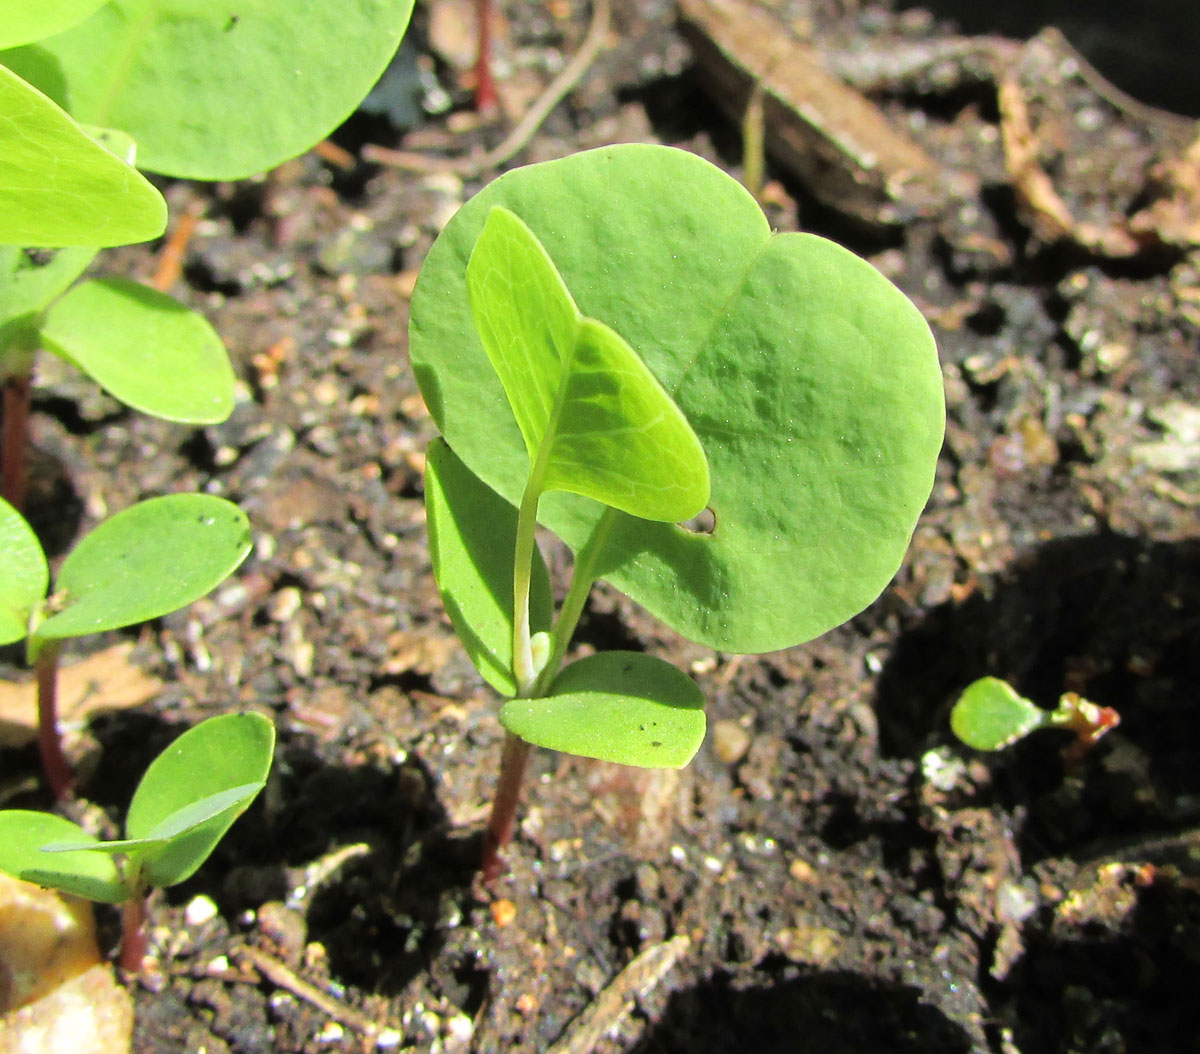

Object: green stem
[534,506,619,696]
[511,478,544,697]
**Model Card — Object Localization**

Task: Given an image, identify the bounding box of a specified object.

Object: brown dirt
[3,1,1199,1052]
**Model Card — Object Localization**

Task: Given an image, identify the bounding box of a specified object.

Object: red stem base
[480,732,531,887]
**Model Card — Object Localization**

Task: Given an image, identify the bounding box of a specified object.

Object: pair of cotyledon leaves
[0,492,251,657]
[413,145,945,769]
[0,712,274,901]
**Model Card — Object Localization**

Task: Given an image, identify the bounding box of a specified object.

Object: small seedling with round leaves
[0,711,275,973]
[0,493,252,799]
[950,676,1120,761]
[0,1,416,507]
[409,144,946,879]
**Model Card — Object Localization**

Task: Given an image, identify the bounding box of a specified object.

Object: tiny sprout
[950,676,1120,761]
[0,712,275,973]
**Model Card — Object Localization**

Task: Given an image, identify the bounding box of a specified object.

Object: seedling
[0,493,252,800]
[409,144,946,878]
[0,1,417,506]
[0,711,275,973]
[951,676,1120,762]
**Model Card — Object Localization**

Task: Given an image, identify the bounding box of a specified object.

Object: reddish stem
[480,732,531,886]
[36,642,75,801]
[120,894,149,974]
[2,372,31,511]
[474,0,498,115]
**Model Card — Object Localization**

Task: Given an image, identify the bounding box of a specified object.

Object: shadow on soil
[632,966,973,1053]
[874,529,1200,847]
[83,711,474,997]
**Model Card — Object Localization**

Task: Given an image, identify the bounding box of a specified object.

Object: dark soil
[3,1,1199,1052]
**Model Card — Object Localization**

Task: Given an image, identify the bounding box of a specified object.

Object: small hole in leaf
[678,506,717,535]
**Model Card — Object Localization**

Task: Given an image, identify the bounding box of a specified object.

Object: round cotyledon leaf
[33,493,251,644]
[3,0,415,179]
[0,810,126,903]
[410,145,945,653]
[0,497,48,645]
[40,278,236,424]
[950,677,1053,751]
[125,712,275,887]
[499,651,706,768]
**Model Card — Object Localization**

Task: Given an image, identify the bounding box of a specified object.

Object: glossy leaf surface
[499,651,706,768]
[4,0,415,179]
[125,712,275,887]
[411,145,945,653]
[0,63,166,246]
[950,677,1052,751]
[0,246,97,332]
[424,439,553,696]
[41,278,235,424]
[0,498,47,645]
[0,810,126,903]
[33,494,251,643]
[466,206,708,521]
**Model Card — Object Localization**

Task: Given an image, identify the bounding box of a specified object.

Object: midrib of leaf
[91,1,162,128]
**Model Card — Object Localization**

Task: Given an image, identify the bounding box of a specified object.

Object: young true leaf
[411,145,945,653]
[3,0,416,180]
[425,439,553,696]
[499,652,706,768]
[949,677,1053,751]
[40,278,236,424]
[0,2,110,48]
[0,498,48,645]
[466,206,709,523]
[125,712,275,887]
[32,494,251,646]
[0,64,166,247]
[0,811,126,903]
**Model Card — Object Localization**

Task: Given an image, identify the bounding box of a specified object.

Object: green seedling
[951,676,1121,762]
[0,0,416,506]
[0,493,252,800]
[0,711,275,973]
[409,144,946,878]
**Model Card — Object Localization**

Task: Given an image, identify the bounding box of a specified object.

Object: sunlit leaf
[0,63,165,246]
[41,278,236,424]
[0,810,126,903]
[125,712,274,887]
[466,206,709,522]
[0,2,111,49]
[33,494,251,644]
[950,677,1053,751]
[0,498,48,645]
[3,0,416,179]
[424,439,552,696]
[500,651,706,767]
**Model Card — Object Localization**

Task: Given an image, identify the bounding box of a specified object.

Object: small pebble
[490,899,517,927]
[711,719,751,764]
[185,895,219,927]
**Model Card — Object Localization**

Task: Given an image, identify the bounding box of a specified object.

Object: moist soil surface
[3,1,1199,1052]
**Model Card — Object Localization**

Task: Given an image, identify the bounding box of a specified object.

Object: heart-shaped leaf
[950,677,1053,751]
[3,0,415,179]
[411,145,945,653]
[33,493,252,645]
[0,810,126,903]
[425,438,553,696]
[0,2,111,48]
[499,651,706,768]
[0,498,48,645]
[125,712,275,887]
[0,63,166,246]
[40,278,236,424]
[466,206,709,522]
